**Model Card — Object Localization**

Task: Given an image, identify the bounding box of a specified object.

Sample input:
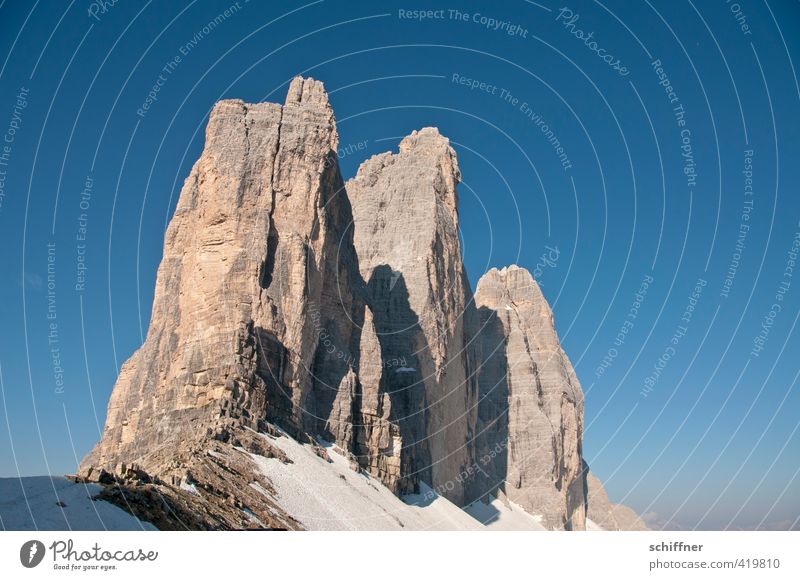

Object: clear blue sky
[0,0,798,530]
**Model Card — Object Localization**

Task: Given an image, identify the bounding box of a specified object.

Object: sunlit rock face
[79,77,633,531]
[82,77,362,476]
[472,266,586,530]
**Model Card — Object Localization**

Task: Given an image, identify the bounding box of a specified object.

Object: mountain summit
[79,76,644,531]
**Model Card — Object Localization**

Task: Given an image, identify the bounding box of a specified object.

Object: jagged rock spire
[346,126,477,503]
[473,265,586,530]
[78,77,641,531]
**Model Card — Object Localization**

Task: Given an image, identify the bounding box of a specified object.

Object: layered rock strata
[81,76,642,531]
[347,128,478,504]
[471,266,586,530]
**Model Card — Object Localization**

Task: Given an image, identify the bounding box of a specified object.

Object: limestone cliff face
[82,77,362,475]
[81,76,640,531]
[346,128,478,504]
[472,266,586,530]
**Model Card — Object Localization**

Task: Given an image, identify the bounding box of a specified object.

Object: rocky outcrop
[347,128,478,504]
[81,77,364,474]
[83,430,302,530]
[80,76,643,531]
[471,266,586,530]
[585,468,649,530]
[79,78,370,532]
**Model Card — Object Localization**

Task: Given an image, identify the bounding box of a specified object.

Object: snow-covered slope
[1,436,551,531]
[586,518,606,531]
[0,476,156,531]
[249,430,545,531]
[465,496,547,531]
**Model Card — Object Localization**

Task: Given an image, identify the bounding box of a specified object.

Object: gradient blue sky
[0,0,798,530]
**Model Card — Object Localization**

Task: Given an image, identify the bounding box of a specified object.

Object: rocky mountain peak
[284,75,331,107]
[397,126,457,165]
[79,77,643,531]
[473,263,586,530]
[345,124,476,504]
[351,127,460,209]
[476,264,544,306]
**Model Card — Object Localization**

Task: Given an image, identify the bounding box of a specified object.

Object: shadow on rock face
[364,264,434,493]
[465,305,510,505]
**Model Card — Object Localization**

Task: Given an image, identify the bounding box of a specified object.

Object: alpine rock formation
[346,128,478,505]
[79,76,645,531]
[470,266,585,530]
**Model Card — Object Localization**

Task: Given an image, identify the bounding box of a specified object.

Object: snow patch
[586,518,606,531]
[0,476,156,531]
[242,507,265,527]
[464,495,546,531]
[179,481,199,495]
[248,432,485,530]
